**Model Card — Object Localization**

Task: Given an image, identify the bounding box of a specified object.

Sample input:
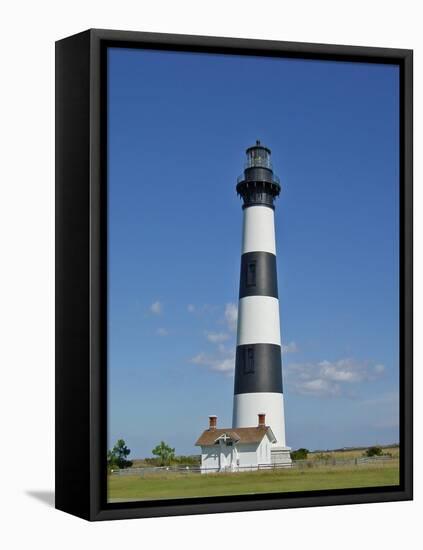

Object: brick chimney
[208,415,217,430]
[258,413,266,427]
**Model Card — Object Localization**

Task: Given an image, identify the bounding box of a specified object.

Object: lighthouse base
[270,446,292,467]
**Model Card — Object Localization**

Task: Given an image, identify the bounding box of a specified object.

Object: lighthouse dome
[236,140,281,209]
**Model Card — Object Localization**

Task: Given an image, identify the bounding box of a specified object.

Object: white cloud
[190,352,208,365]
[285,358,386,397]
[282,341,298,354]
[156,327,168,336]
[205,331,230,343]
[374,364,385,374]
[300,378,341,397]
[190,349,235,377]
[224,303,238,332]
[319,360,363,383]
[187,303,220,316]
[150,301,162,315]
[212,357,235,374]
[189,303,238,377]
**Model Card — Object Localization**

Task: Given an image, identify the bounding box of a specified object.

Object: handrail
[237,174,280,185]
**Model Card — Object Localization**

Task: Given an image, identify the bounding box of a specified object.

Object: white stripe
[232,392,286,447]
[242,205,276,254]
[237,296,281,346]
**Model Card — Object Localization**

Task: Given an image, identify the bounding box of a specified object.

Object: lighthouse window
[246,261,257,287]
[244,347,255,374]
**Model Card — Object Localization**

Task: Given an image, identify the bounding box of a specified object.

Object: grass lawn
[108,461,399,502]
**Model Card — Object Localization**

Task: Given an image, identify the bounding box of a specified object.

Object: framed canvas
[55,29,413,521]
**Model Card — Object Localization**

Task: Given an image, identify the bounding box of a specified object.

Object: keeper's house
[195,414,276,473]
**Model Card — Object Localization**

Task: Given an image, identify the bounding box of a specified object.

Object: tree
[107,439,133,469]
[365,446,383,457]
[107,449,118,470]
[290,448,309,461]
[152,441,175,466]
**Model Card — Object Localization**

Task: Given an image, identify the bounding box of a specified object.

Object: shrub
[290,448,309,461]
[365,446,383,457]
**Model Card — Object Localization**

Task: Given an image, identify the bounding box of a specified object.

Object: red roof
[195,426,275,446]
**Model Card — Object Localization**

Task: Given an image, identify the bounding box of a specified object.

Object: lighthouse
[232,140,292,466]
[195,141,291,472]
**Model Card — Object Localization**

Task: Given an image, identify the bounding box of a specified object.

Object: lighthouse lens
[247,148,272,169]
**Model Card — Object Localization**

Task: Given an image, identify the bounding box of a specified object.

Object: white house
[195,414,279,473]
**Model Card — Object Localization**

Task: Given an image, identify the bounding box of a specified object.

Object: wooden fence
[111,455,395,476]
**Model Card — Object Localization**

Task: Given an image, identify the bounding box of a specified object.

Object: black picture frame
[55,28,413,521]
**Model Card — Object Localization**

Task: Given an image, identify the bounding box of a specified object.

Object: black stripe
[239,251,278,299]
[234,343,283,394]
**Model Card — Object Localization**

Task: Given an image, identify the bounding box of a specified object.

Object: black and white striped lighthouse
[232,141,291,466]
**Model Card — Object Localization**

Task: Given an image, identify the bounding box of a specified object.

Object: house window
[244,347,255,374]
[246,261,256,287]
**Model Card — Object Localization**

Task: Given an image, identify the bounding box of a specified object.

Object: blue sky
[107,47,399,458]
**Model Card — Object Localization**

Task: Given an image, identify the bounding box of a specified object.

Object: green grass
[108,461,399,502]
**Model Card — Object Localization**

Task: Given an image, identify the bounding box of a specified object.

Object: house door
[220,446,233,471]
